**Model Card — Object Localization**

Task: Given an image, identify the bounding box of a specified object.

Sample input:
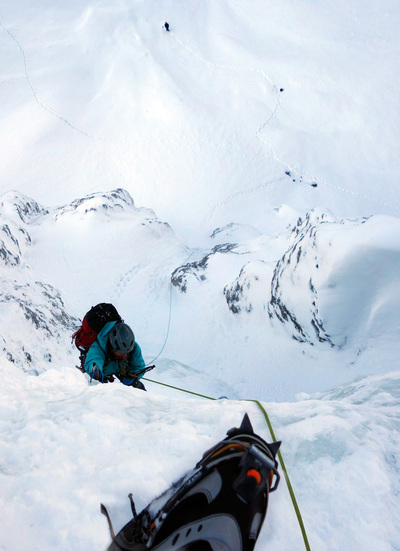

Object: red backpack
[72,303,123,369]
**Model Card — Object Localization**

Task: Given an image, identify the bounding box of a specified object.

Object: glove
[121,376,136,386]
[90,364,103,382]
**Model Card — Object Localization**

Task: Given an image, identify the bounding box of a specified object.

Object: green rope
[251,400,311,551]
[143,377,311,551]
[144,377,217,400]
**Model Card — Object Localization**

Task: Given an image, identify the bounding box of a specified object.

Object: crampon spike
[103,415,280,551]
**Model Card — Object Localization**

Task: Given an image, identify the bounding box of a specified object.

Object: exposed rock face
[224,261,270,315]
[0,191,49,223]
[0,224,31,267]
[0,187,178,370]
[53,188,135,219]
[267,211,337,346]
[0,279,78,370]
[0,191,108,370]
[3,187,396,368]
[171,243,238,293]
[170,210,400,351]
[266,210,387,348]
[0,193,36,268]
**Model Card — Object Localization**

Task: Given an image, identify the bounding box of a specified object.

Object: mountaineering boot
[102,413,281,551]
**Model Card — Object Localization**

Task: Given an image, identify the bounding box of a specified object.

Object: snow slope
[1,188,400,551]
[1,0,400,549]
[1,0,399,232]
[1,365,399,551]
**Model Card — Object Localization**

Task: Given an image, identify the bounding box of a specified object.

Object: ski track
[110,266,141,301]
[209,176,287,214]
[110,249,195,303]
[171,30,284,154]
[2,19,398,219]
[168,37,400,218]
[0,7,399,551]
[0,20,114,142]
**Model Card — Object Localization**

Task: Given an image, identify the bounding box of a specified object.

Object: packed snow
[1,1,399,550]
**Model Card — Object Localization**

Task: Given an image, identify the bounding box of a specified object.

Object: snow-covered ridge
[0,190,49,223]
[0,222,31,267]
[1,187,400,377]
[268,210,400,349]
[0,278,77,371]
[0,0,399,548]
[224,259,270,315]
[0,188,163,225]
[0,188,186,372]
[168,206,400,357]
[3,189,399,364]
[310,370,400,407]
[0,190,79,370]
[171,242,239,293]
[53,188,136,220]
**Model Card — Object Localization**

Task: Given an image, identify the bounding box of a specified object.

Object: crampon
[101,413,281,551]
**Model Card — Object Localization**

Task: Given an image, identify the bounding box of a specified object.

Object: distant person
[164,22,170,31]
[84,321,146,390]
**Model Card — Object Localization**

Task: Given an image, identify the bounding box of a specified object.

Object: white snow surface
[0,1,400,550]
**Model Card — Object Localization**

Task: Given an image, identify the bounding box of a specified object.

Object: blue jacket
[84,321,146,378]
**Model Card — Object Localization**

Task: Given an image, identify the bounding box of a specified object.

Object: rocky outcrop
[224,260,270,315]
[0,278,78,370]
[0,191,49,223]
[53,188,136,219]
[171,243,238,293]
[0,223,31,267]
[267,211,335,345]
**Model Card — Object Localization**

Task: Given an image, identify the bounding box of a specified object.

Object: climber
[84,321,146,390]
